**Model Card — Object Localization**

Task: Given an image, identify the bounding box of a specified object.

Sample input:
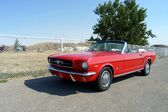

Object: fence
[0,35,168,79]
[129,45,168,58]
[0,35,91,79]
[152,47,168,58]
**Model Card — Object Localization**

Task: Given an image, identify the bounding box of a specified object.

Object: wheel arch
[145,57,152,65]
[98,63,115,77]
[147,58,152,64]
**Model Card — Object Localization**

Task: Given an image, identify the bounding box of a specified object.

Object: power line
[0,33,61,40]
[0,33,85,42]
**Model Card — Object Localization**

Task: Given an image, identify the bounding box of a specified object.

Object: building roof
[152,44,168,48]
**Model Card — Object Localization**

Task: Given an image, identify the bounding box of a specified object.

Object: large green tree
[93,0,155,45]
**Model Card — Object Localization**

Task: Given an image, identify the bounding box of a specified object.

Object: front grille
[49,58,73,68]
[50,65,74,72]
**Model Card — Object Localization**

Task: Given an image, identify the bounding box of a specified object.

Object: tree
[93,0,156,45]
[14,38,20,52]
[88,35,95,41]
[88,35,102,42]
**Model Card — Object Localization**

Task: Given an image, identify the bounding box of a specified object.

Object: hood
[49,51,120,61]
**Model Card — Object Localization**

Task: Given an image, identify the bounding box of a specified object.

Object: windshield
[88,42,124,52]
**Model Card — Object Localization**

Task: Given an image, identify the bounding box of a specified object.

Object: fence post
[61,38,64,53]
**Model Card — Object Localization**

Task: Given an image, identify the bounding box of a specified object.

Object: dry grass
[0,51,60,79]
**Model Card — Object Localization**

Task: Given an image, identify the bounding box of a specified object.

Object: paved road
[0,58,168,112]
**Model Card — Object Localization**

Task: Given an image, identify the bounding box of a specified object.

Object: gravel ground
[0,58,168,112]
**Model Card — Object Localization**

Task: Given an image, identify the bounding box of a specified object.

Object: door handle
[139,54,143,56]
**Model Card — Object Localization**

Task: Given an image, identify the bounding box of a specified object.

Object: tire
[141,61,151,76]
[95,67,113,92]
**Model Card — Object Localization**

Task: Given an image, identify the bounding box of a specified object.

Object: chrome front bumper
[48,65,96,76]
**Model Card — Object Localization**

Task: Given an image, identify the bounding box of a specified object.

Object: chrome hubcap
[101,71,110,88]
[145,63,150,74]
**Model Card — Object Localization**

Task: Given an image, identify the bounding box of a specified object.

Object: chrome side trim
[48,65,96,76]
[114,68,144,78]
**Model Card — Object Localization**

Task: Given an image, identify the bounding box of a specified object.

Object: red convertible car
[48,41,155,91]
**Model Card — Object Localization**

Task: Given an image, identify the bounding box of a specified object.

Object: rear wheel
[95,67,113,92]
[141,61,151,76]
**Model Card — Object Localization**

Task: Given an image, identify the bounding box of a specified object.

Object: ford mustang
[48,41,155,91]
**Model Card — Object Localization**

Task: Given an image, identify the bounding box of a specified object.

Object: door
[123,46,144,73]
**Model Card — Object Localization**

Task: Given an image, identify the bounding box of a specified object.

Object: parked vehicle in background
[0,46,5,53]
[48,41,156,91]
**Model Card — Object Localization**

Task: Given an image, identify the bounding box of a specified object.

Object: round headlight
[82,62,88,69]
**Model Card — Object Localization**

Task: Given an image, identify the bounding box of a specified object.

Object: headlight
[82,62,88,69]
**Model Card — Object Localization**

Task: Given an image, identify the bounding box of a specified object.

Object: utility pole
[61,39,64,53]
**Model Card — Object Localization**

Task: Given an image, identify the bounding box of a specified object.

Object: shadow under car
[24,72,142,96]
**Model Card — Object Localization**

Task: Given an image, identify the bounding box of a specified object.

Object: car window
[88,42,124,52]
[125,45,138,53]
[89,43,105,51]
[106,43,123,52]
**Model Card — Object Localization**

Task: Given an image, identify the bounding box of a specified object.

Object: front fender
[97,63,115,76]
[143,57,152,66]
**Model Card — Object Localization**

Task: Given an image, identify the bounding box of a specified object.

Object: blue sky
[0,0,168,45]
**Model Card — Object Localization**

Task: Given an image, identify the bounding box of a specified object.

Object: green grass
[0,79,8,83]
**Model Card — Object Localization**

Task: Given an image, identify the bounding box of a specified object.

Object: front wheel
[141,61,151,76]
[95,67,113,92]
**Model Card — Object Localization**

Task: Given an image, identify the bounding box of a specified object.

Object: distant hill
[27,42,90,52]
